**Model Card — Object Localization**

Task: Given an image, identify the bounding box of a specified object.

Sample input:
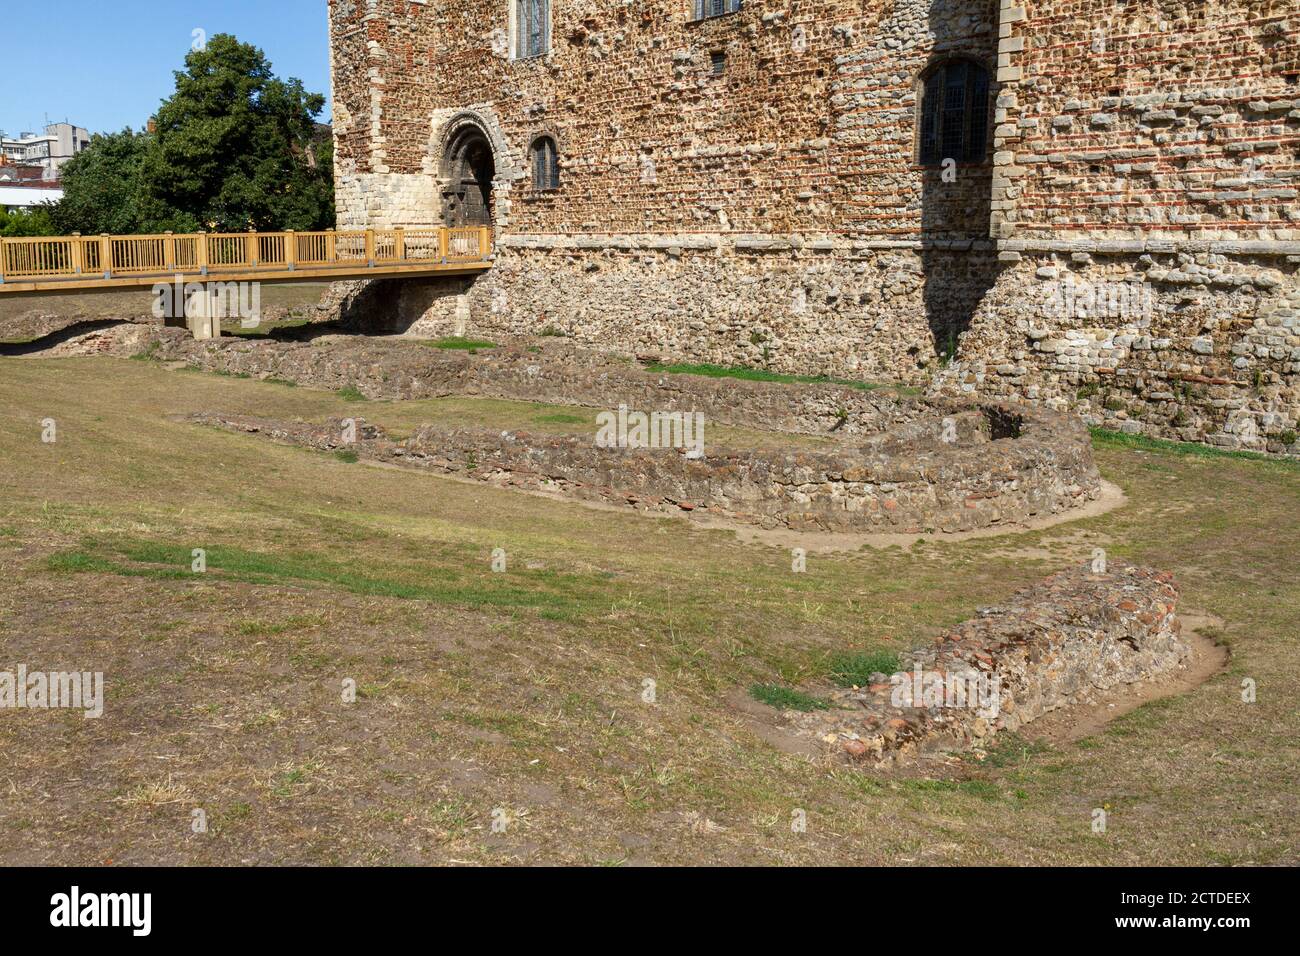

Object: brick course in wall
[991,1,1297,244]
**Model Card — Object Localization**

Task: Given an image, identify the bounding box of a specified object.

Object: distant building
[0,178,63,213]
[0,123,90,181]
[0,164,46,183]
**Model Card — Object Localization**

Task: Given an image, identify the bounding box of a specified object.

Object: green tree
[50,129,151,235]
[0,206,58,237]
[138,34,334,233]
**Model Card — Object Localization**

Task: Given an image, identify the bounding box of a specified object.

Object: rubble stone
[786,563,1189,764]
[180,344,1100,534]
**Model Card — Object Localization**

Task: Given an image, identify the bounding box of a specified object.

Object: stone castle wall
[327,0,1299,451]
[459,240,1001,383]
[327,0,1006,382]
[947,0,1300,452]
[329,0,999,237]
[987,0,1297,245]
[934,252,1300,453]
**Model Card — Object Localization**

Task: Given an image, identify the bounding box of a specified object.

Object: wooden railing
[0,226,493,284]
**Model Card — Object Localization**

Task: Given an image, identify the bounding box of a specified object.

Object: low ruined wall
[937,252,1300,455]
[98,325,923,438]
[192,404,1099,535]
[791,564,1188,764]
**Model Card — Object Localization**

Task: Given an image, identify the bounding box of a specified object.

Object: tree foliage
[140,34,334,232]
[0,207,57,237]
[50,130,150,235]
[53,34,333,235]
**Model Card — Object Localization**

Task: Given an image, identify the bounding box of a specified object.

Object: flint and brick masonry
[328,0,1299,454]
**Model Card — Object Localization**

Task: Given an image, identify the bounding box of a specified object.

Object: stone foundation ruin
[790,563,1190,764]
[191,401,1097,534]
[103,325,1102,534]
[65,322,1196,761]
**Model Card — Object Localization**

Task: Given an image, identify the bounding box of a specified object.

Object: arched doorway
[441,126,495,227]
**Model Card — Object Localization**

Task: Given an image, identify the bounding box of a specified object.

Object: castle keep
[329,0,1299,453]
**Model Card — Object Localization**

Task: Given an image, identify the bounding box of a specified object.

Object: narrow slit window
[918,60,991,165]
[515,0,549,59]
[531,136,559,191]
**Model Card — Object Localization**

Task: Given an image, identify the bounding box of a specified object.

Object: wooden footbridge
[0,225,492,293]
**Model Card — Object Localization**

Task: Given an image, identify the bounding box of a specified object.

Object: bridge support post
[184,283,222,341]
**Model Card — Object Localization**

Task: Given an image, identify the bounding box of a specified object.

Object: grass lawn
[422,337,498,351]
[0,356,1295,865]
[642,360,909,393]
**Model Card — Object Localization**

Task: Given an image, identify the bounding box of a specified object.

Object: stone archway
[440,124,496,227]
[428,108,522,230]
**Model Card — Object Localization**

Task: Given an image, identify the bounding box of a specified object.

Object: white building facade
[0,181,63,213]
[0,123,90,180]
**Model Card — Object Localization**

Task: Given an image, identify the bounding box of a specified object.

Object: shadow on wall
[918,43,1003,364]
[330,277,476,336]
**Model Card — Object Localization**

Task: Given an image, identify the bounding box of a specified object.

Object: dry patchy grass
[0,356,1295,865]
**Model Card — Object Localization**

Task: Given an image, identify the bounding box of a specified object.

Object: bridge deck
[0,226,492,294]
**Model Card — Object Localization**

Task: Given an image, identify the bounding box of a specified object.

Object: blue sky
[0,0,331,138]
